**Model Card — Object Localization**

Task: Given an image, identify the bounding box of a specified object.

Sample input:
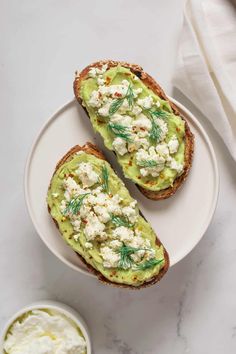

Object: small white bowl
[0,300,92,354]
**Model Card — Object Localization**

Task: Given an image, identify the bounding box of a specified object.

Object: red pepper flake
[98,92,102,99]
[97,119,105,124]
[106,77,111,85]
[137,176,141,179]
[82,219,88,224]
[128,160,132,166]
[146,180,156,185]
[140,127,145,131]
[176,127,180,132]
[124,73,131,76]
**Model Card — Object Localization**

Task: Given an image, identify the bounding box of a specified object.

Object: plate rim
[24,97,219,275]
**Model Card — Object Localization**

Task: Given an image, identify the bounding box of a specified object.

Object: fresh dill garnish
[144,108,168,143]
[149,116,162,143]
[135,258,164,270]
[118,244,142,270]
[108,123,131,141]
[110,214,133,228]
[108,84,134,116]
[63,193,90,215]
[126,84,135,107]
[101,165,109,193]
[109,99,124,116]
[138,160,159,168]
[147,109,168,119]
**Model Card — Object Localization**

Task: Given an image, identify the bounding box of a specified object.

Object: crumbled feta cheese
[88,64,108,78]
[156,101,161,108]
[88,67,97,78]
[76,162,99,188]
[154,117,168,141]
[156,143,170,159]
[133,88,143,97]
[118,98,130,114]
[64,177,80,195]
[122,204,138,223]
[112,226,134,242]
[71,219,81,232]
[85,242,93,249]
[167,158,183,174]
[168,135,179,154]
[136,147,165,177]
[84,213,106,241]
[132,114,152,133]
[107,83,129,98]
[146,248,156,260]
[132,105,142,116]
[60,200,67,214]
[112,137,128,156]
[109,240,122,250]
[93,205,111,223]
[73,234,80,242]
[106,195,122,215]
[110,114,132,126]
[137,95,154,109]
[98,102,111,117]
[101,64,108,73]
[128,135,150,152]
[97,77,105,86]
[88,90,102,108]
[79,204,91,218]
[100,246,120,268]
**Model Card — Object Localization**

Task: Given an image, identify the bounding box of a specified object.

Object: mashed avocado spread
[47,151,165,286]
[80,65,185,191]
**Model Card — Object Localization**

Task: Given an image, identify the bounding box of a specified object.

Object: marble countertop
[1,1,236,353]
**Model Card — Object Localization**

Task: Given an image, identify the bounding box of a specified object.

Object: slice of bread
[48,142,169,289]
[74,60,194,200]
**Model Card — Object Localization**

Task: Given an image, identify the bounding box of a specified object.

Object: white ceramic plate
[25,98,219,276]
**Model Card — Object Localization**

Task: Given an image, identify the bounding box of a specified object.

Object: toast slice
[74,60,194,200]
[47,142,169,289]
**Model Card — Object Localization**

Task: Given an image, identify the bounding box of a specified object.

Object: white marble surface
[1,1,236,353]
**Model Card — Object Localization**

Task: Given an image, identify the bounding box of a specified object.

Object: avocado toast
[47,143,169,289]
[74,60,194,200]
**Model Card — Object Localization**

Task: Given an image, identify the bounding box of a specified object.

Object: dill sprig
[149,116,162,143]
[144,108,168,143]
[101,165,109,193]
[108,123,131,141]
[126,84,135,107]
[135,258,164,270]
[63,193,90,215]
[118,244,142,270]
[109,99,124,116]
[138,160,159,168]
[147,109,168,119]
[109,84,134,116]
[110,214,133,228]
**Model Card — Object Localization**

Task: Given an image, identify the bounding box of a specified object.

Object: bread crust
[74,60,194,200]
[48,142,169,289]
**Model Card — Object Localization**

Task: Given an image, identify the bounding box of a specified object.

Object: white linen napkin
[173,0,236,161]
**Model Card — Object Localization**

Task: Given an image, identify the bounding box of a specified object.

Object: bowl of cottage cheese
[0,301,91,354]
